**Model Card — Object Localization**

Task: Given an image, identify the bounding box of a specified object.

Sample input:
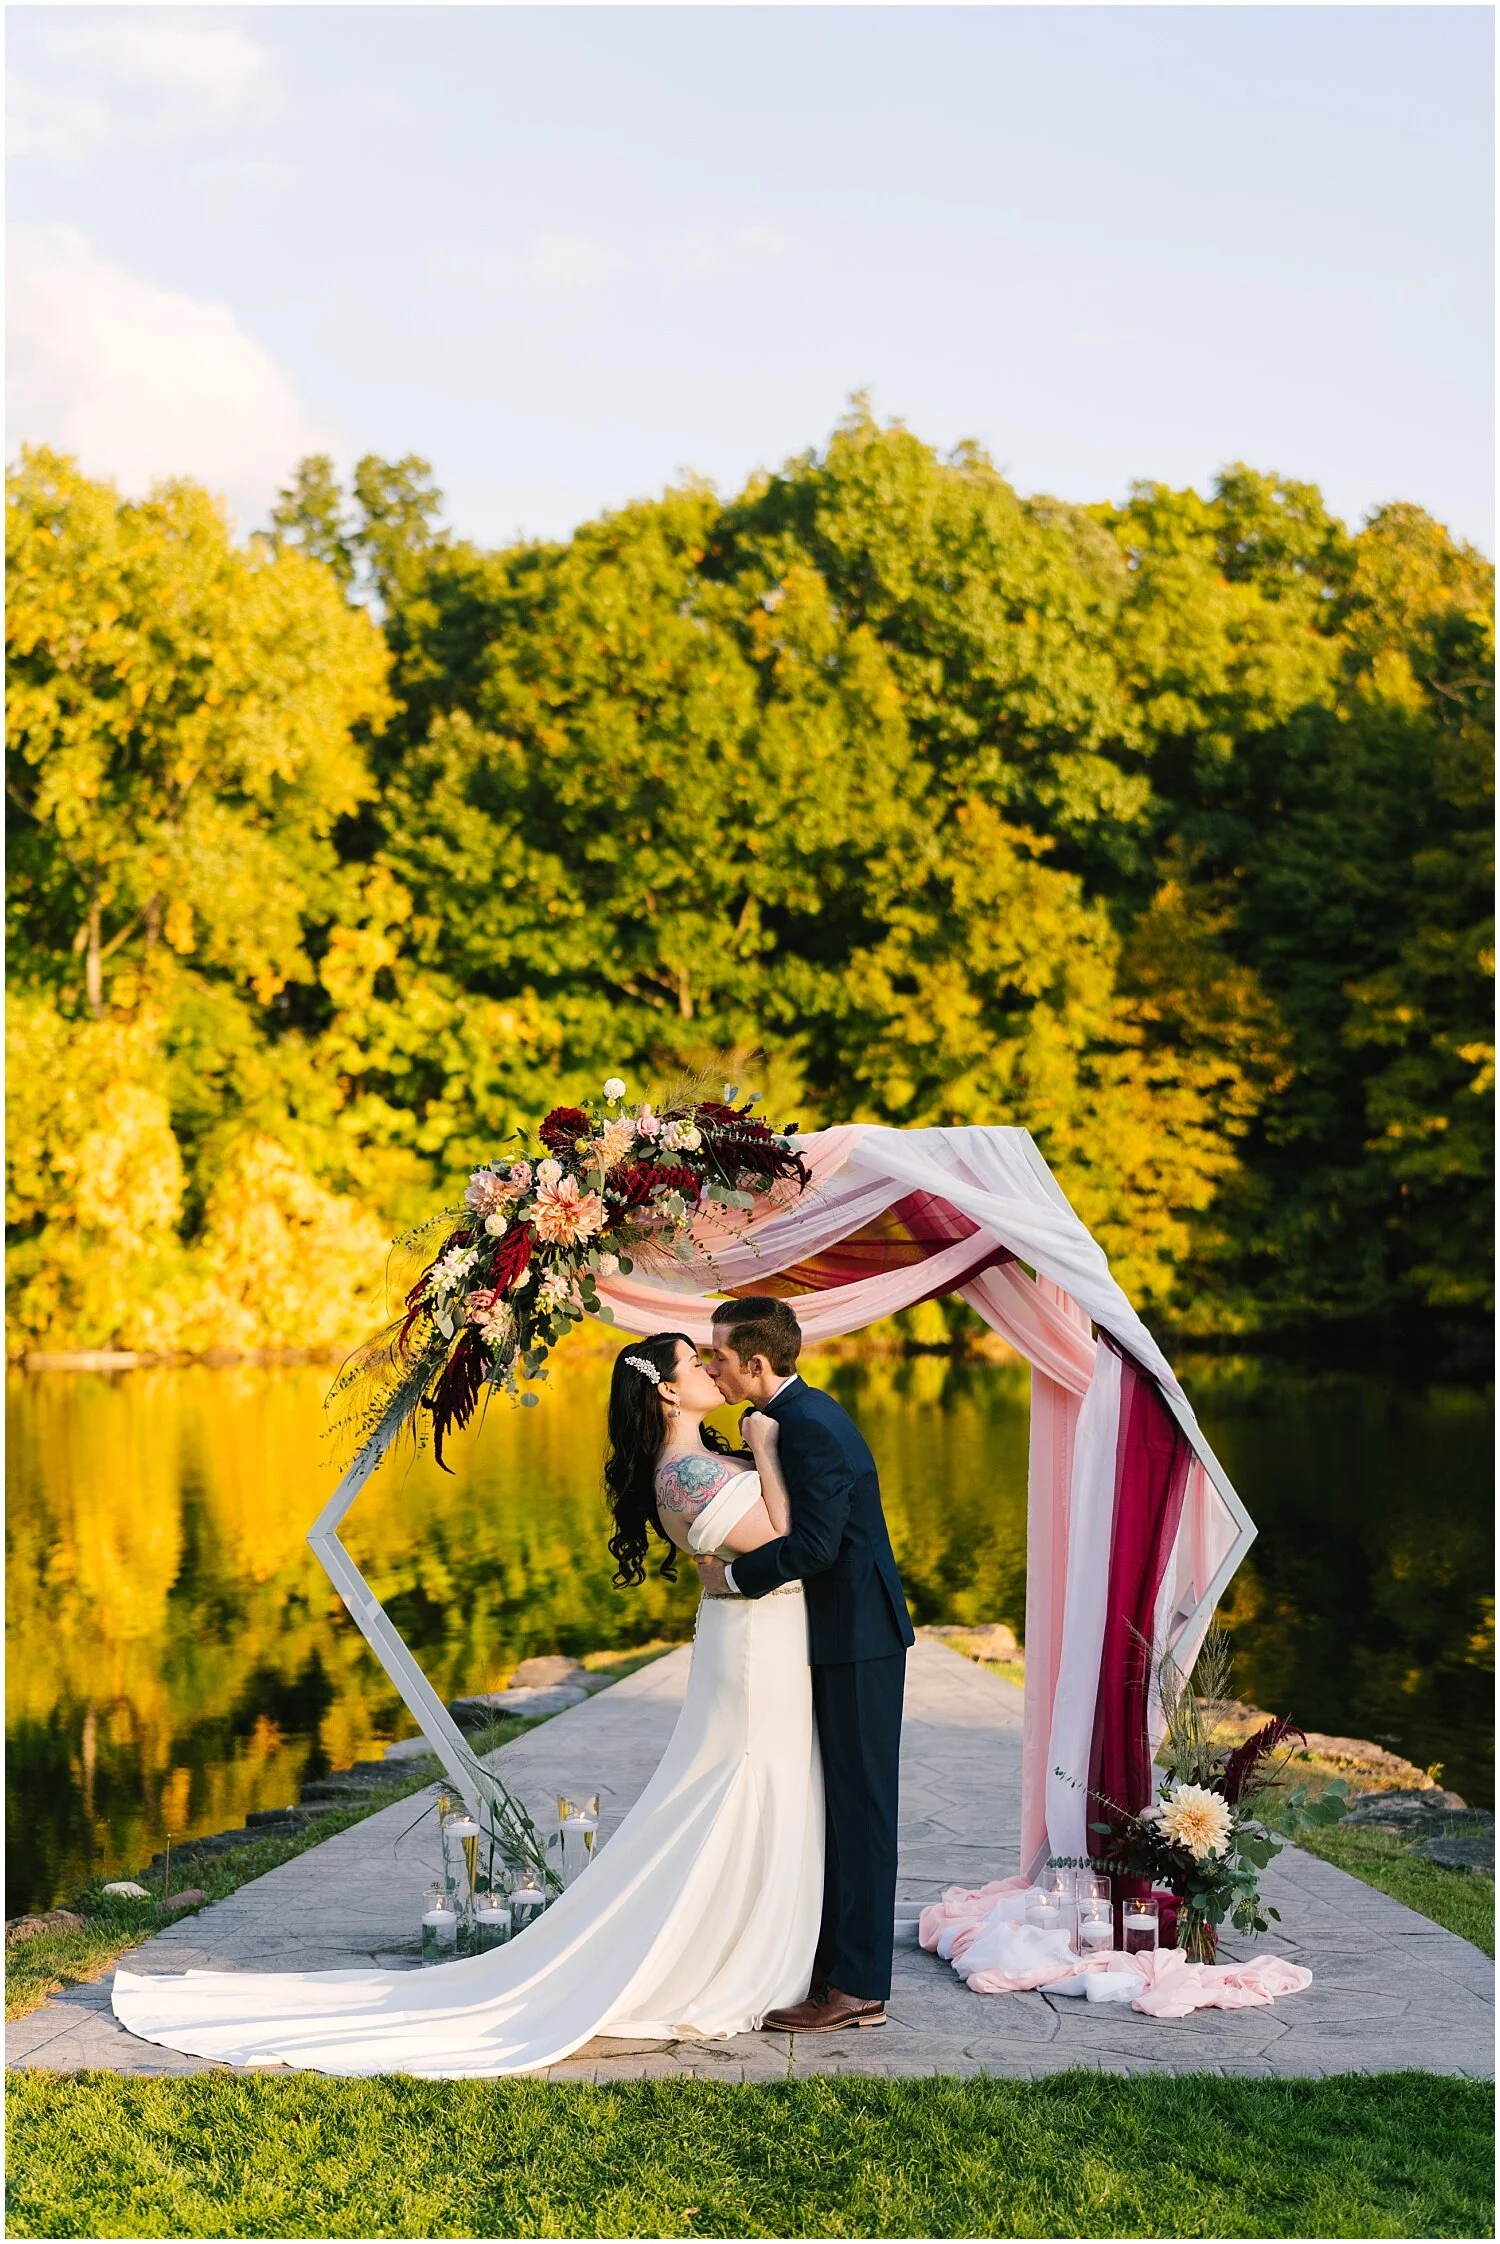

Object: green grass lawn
[1278,1823,1495,1956]
[5,2072,1492,2239]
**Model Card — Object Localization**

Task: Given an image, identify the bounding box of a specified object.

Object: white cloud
[733,226,786,262]
[73,14,276,117]
[6,72,117,160]
[10,11,280,155]
[456,223,789,294]
[6,228,326,529]
[519,232,622,290]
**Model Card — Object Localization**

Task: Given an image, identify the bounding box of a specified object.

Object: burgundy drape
[1087,1345,1193,1827]
[726,1188,1010,1303]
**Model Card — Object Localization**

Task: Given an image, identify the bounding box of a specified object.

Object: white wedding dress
[112,1471,823,2077]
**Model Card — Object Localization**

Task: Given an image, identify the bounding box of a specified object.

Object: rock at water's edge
[1412,1833,1495,1873]
[509,1656,588,1690]
[450,1685,589,1727]
[922,1623,1021,1662]
[7,1910,86,1944]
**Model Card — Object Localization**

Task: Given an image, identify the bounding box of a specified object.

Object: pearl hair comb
[623,1354,661,1384]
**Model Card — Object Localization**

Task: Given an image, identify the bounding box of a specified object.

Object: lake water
[7,1347,1493,1912]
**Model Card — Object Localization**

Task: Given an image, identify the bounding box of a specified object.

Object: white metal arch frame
[308,1125,1256,1840]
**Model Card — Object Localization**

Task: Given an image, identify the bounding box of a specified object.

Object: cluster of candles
[419,1791,601,1965]
[1024,1870,1160,1955]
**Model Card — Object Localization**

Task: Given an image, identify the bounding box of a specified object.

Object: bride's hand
[741,1409,779,1453]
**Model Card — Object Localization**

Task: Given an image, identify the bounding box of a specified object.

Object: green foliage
[1277,1777,1353,1834]
[1117,485,1494,1327]
[6,2072,1493,2239]
[6,417,1492,1351]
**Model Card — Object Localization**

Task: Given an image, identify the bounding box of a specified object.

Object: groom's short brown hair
[713,1296,802,1377]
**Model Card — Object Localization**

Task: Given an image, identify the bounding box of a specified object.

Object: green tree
[6,452,406,1351]
[1113,481,1494,1323]
[7,449,389,1015]
[270,454,357,588]
[8,423,1491,1349]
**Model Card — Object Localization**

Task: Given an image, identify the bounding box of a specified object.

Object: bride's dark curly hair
[604,1332,737,1587]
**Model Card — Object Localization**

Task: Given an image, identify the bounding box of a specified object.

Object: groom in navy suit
[697,1295,915,2033]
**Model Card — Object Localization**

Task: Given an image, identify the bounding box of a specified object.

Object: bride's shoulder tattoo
[655,1452,733,1516]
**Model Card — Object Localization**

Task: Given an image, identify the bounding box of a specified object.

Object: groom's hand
[695,1555,730,1596]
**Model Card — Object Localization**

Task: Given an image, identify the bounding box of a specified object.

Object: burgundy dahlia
[538,1107,591,1154]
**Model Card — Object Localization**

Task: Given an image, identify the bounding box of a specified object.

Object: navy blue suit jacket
[729,1378,915,1665]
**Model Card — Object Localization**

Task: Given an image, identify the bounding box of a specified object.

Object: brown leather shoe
[763,1984,886,2034]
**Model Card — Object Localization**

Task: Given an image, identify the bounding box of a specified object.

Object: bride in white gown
[111,1334,823,2077]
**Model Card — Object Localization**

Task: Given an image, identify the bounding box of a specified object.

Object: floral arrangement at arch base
[1055,1627,1350,1965]
[329,1076,809,1471]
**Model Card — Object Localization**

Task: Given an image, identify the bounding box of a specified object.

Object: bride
[111,1334,823,2077]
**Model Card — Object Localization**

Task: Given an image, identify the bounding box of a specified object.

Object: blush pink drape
[590,1124,1249,1874]
[916,1881,1311,2014]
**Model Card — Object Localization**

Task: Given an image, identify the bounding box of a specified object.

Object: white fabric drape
[593,1123,1251,1871]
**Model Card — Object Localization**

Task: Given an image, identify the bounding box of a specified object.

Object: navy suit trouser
[811,1651,906,2002]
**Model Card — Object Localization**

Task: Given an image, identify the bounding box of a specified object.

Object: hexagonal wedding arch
[309,1124,1255,1877]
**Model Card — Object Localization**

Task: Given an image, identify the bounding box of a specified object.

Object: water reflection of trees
[6,1352,1033,1904]
[1193,1359,1494,1806]
[6,1351,1491,1907]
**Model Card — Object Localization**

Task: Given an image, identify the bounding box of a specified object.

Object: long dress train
[112,1475,822,2077]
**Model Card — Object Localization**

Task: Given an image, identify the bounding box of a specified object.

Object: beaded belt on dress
[702,1580,803,1600]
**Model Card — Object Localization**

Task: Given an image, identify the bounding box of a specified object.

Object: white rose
[676,1124,702,1151]
[603,1077,627,1101]
[537,1157,562,1187]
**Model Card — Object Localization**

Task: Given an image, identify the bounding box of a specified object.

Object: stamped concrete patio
[9,1639,1493,2080]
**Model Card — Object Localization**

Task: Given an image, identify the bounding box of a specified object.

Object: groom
[697,1295,915,2033]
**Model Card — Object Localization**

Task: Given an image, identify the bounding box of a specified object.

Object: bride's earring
[664,1393,681,1419]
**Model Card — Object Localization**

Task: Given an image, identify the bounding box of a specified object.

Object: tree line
[7,406,1492,1354]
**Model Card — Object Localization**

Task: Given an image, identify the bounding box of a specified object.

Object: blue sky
[8,5,1494,551]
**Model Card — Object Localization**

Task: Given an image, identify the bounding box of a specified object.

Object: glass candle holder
[1077,1900,1114,1955]
[1025,1887,1064,1938]
[1122,1896,1160,1955]
[557,1794,601,1885]
[438,1799,465,1899]
[510,1872,547,1934]
[472,1895,512,1952]
[421,1883,457,1965]
[444,1811,481,1907]
[1041,1866,1079,1948]
[1079,1873,1112,1909]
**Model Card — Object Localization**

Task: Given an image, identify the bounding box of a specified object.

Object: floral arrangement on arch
[1057,1627,1348,1963]
[330,1077,809,1469]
